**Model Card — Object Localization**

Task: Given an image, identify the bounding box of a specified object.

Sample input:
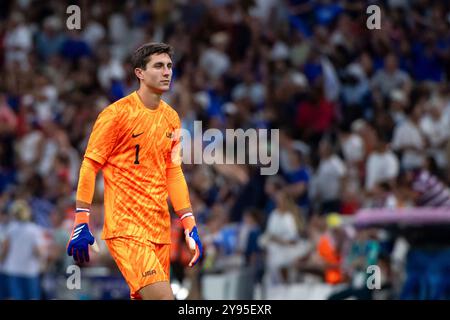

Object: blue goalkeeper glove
[67,209,99,263]
[181,213,203,267]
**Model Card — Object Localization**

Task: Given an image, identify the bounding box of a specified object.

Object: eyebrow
[152,61,172,67]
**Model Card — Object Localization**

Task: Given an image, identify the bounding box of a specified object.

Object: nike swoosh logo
[132,132,144,138]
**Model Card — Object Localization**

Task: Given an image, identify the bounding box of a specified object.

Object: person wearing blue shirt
[284,149,310,214]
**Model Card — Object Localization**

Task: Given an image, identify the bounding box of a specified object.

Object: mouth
[161,80,170,85]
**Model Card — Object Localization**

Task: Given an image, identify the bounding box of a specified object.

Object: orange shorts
[105,237,171,299]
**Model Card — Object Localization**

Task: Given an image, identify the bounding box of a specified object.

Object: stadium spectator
[364,130,399,194]
[261,191,305,285]
[310,139,347,214]
[1,199,47,300]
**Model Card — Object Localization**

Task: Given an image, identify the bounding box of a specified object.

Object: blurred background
[1,0,450,300]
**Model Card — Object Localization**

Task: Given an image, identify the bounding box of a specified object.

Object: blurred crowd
[1,0,450,300]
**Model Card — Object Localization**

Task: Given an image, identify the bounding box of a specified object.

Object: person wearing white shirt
[371,53,411,98]
[1,200,46,300]
[261,191,305,285]
[199,32,231,81]
[311,139,347,214]
[419,98,450,169]
[365,133,400,193]
[4,13,33,70]
[391,103,426,170]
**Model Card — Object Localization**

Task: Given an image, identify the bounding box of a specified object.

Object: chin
[160,85,170,92]
[148,84,169,94]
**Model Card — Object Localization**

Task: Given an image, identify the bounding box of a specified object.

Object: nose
[163,66,171,78]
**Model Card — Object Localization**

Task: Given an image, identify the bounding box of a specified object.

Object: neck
[136,86,162,110]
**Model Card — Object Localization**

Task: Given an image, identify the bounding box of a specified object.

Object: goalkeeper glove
[180,212,203,267]
[67,208,99,263]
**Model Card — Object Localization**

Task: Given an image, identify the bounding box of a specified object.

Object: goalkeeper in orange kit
[66,43,203,300]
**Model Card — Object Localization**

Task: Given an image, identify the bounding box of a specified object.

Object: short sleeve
[85,106,119,166]
[32,225,46,247]
[334,157,346,177]
[289,169,309,184]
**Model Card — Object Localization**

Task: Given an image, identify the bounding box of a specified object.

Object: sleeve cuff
[85,152,106,166]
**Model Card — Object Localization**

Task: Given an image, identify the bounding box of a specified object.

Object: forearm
[167,165,192,215]
[167,165,202,266]
[286,182,306,197]
[0,239,8,262]
[76,157,102,210]
[167,165,195,230]
[68,158,101,262]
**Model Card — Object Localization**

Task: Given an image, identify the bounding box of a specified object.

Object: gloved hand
[180,213,203,267]
[67,209,99,263]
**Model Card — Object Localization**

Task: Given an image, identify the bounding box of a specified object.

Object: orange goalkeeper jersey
[85,91,182,244]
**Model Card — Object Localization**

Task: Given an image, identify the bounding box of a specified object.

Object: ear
[134,68,144,80]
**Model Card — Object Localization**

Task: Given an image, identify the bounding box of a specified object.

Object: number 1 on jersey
[134,144,140,164]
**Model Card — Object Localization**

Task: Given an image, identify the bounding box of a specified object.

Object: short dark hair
[131,42,173,70]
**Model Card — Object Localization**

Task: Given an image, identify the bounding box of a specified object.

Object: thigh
[139,243,172,300]
[138,280,174,300]
[105,237,170,300]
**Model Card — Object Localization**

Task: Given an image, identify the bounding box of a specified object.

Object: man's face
[385,54,397,73]
[135,53,172,94]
